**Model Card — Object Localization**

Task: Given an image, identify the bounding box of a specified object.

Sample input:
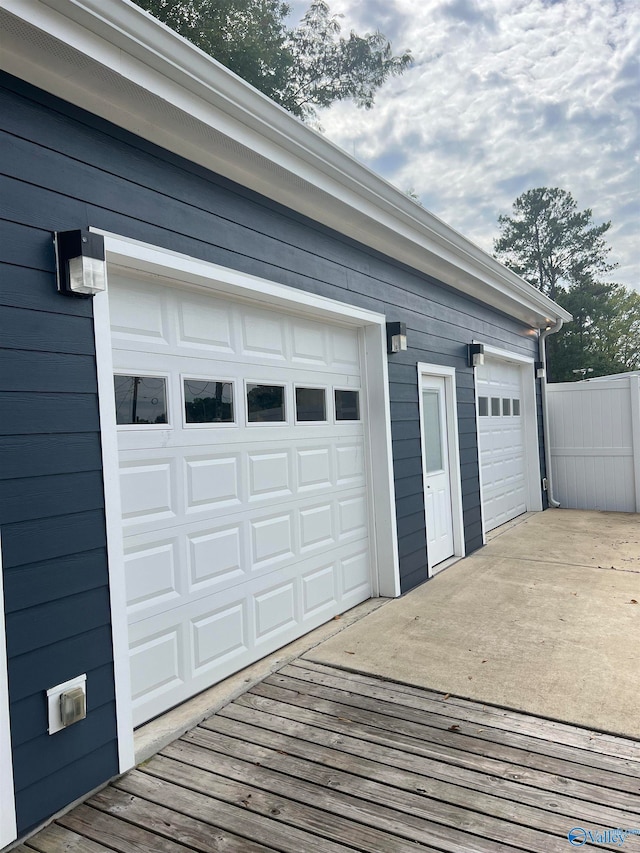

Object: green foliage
[135,0,293,104]
[494,187,615,301]
[494,187,638,381]
[548,282,640,381]
[133,0,411,121]
[285,2,412,119]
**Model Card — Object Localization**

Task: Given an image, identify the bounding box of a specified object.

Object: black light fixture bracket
[467,342,485,367]
[386,321,407,354]
[55,229,106,297]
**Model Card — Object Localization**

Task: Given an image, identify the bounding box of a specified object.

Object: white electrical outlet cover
[46,674,87,735]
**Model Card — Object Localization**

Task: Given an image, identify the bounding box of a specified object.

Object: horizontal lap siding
[0,71,540,832]
[0,258,118,833]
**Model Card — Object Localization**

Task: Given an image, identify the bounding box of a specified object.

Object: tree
[494,187,616,301]
[133,0,411,121]
[548,281,640,381]
[494,188,639,381]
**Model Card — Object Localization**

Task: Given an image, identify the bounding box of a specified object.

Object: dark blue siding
[0,69,542,835]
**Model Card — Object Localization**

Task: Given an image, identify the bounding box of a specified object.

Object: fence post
[630,375,640,513]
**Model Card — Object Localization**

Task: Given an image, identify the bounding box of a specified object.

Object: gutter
[539,319,564,508]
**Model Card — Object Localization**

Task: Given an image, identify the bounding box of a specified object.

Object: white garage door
[476,359,527,532]
[109,272,372,726]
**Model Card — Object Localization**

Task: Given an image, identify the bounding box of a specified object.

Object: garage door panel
[112,274,374,725]
[119,458,176,525]
[127,541,367,725]
[118,440,365,529]
[122,489,368,623]
[477,359,528,532]
[177,295,234,352]
[185,453,242,511]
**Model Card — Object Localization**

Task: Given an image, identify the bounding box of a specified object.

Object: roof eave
[0,0,571,328]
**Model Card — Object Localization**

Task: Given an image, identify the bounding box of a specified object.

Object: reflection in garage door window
[512,398,521,416]
[491,397,501,416]
[184,379,234,424]
[114,375,168,425]
[502,398,511,416]
[247,383,286,422]
[478,396,489,417]
[335,389,360,421]
[295,387,327,422]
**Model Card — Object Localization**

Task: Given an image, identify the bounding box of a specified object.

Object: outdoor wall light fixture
[386,321,407,354]
[55,229,106,296]
[535,361,546,379]
[468,343,485,367]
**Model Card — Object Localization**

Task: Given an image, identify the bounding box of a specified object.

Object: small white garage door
[476,359,527,532]
[109,272,372,726]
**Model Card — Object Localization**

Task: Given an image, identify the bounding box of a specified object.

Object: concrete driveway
[306,509,640,739]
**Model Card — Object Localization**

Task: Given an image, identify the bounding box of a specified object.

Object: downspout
[539,319,563,508]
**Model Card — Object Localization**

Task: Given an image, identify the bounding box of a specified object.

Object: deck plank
[138,753,448,853]
[295,659,640,761]
[216,699,640,818]
[162,736,554,853]
[117,767,364,853]
[188,720,640,832]
[20,662,640,853]
[88,785,276,853]
[196,715,638,827]
[230,690,640,811]
[255,674,640,792]
[283,663,640,775]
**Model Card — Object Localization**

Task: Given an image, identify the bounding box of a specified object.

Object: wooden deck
[18,659,640,852]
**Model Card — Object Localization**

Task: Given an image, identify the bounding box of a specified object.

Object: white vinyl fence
[547,374,640,512]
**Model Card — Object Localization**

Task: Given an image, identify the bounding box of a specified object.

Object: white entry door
[420,376,454,569]
[109,271,373,726]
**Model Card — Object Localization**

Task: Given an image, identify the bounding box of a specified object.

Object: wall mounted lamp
[386,321,407,354]
[467,342,485,367]
[55,229,106,297]
[535,361,546,379]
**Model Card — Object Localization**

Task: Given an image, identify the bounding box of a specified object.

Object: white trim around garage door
[0,532,17,849]
[473,343,543,542]
[417,364,465,577]
[92,230,400,745]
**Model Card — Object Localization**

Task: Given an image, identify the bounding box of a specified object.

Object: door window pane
[423,390,444,473]
[335,389,360,421]
[478,396,489,417]
[247,383,286,422]
[184,380,234,424]
[502,398,511,416]
[491,397,501,416]
[114,375,168,425]
[512,398,521,416]
[295,387,326,422]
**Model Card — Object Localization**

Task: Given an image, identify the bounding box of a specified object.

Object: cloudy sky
[291,0,639,292]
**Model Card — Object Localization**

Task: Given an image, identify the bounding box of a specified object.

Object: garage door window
[247,383,286,422]
[184,379,234,424]
[502,398,511,416]
[114,375,168,425]
[478,396,489,417]
[513,398,521,416]
[491,397,501,417]
[295,387,327,422]
[335,389,360,421]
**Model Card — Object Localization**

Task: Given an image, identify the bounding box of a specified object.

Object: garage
[476,357,528,532]
[109,270,377,725]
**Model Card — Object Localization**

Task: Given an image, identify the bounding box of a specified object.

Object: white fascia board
[0,0,571,328]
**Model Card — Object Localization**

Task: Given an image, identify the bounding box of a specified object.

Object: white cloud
[311,0,640,292]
